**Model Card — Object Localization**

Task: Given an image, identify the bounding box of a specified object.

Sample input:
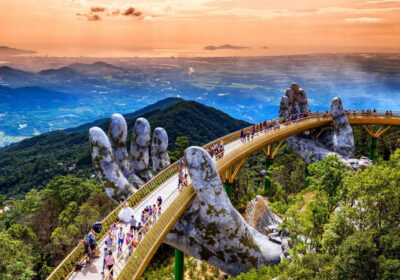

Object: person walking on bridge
[82,237,91,265]
[118,227,125,253]
[105,251,115,280]
[101,247,108,275]
[129,215,137,234]
[106,232,112,252]
[110,222,118,245]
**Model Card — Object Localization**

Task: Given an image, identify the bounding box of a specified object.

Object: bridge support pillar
[264,157,274,192]
[175,248,184,280]
[369,137,377,161]
[224,182,232,199]
[362,124,391,161]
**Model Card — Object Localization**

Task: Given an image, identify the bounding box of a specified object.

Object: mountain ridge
[0,99,250,198]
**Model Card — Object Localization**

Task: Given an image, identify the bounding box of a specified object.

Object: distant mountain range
[0,99,249,198]
[1,53,399,150]
[0,46,36,56]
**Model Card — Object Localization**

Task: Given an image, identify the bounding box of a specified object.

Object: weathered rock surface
[279,83,371,170]
[164,147,283,276]
[330,97,354,157]
[245,196,292,258]
[131,118,153,182]
[90,115,170,202]
[298,89,310,114]
[246,195,282,235]
[89,127,136,202]
[279,96,289,118]
[108,114,144,189]
[151,127,170,174]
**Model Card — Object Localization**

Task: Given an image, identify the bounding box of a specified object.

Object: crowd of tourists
[205,141,225,160]
[82,195,163,279]
[345,109,394,116]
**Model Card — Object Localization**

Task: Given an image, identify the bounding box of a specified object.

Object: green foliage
[0,194,5,207]
[0,231,35,280]
[0,174,115,278]
[333,231,377,280]
[169,136,190,162]
[239,149,400,280]
[7,224,36,241]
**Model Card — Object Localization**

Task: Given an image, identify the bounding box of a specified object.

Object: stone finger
[89,127,136,202]
[108,114,134,178]
[151,127,170,174]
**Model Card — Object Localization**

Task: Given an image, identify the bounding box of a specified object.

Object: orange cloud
[345,17,382,22]
[91,6,106,13]
[122,7,143,17]
[76,13,102,21]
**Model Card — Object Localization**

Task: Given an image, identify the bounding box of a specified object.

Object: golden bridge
[47,112,400,280]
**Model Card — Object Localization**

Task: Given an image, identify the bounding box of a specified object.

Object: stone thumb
[184,146,235,218]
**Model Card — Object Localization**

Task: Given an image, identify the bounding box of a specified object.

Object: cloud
[217,93,230,96]
[204,44,249,51]
[76,13,102,21]
[345,17,382,22]
[91,6,106,13]
[364,0,400,4]
[122,7,143,17]
[110,9,120,16]
[77,6,144,21]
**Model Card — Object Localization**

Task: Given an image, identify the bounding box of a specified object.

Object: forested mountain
[0,99,249,198]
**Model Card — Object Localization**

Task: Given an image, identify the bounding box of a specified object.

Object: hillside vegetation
[0,100,249,198]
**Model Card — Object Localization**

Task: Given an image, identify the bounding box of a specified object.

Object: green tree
[175,136,189,157]
[0,194,5,207]
[333,232,377,280]
[0,231,35,280]
[7,224,36,241]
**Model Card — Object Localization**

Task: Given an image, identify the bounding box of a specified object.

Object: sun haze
[0,0,399,57]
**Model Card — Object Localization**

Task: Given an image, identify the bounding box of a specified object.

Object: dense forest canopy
[0,99,399,280]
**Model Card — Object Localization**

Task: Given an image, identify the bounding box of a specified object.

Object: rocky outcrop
[245,196,292,258]
[89,115,170,202]
[164,147,283,277]
[246,195,282,235]
[151,127,170,174]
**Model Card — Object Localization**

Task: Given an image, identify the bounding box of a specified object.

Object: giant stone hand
[89,114,170,202]
[90,117,285,276]
[279,83,371,169]
[164,147,283,276]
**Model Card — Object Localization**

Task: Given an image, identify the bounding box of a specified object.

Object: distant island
[0,46,36,56]
[204,44,250,50]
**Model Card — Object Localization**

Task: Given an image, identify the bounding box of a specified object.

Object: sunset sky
[1,0,400,57]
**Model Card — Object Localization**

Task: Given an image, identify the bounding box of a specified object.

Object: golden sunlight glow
[0,0,399,57]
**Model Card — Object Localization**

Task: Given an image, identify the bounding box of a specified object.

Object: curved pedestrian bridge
[47,112,400,280]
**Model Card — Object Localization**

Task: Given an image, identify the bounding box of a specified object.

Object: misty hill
[0,85,71,107]
[0,46,36,56]
[0,66,39,85]
[0,99,249,198]
[40,61,125,77]
[65,97,183,133]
